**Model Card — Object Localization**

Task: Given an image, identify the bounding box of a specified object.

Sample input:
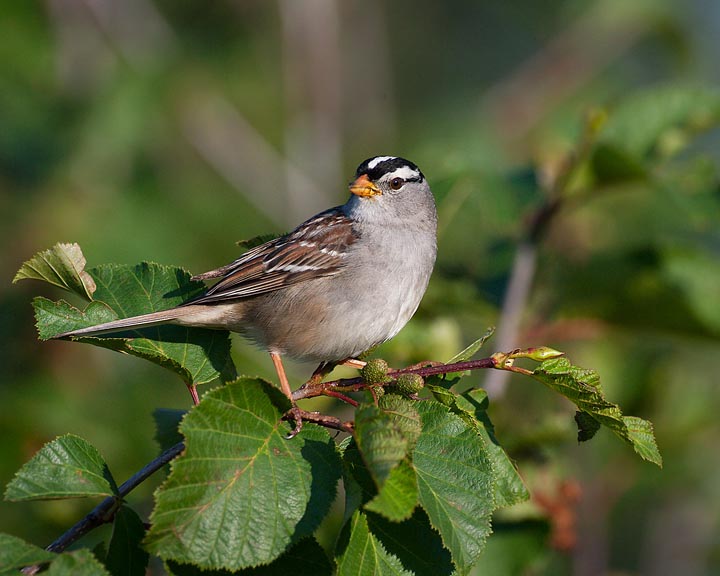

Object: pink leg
[270,351,293,401]
[270,351,303,438]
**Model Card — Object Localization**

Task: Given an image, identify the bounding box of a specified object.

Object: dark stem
[322,389,360,406]
[29,441,185,569]
[283,409,354,434]
[187,383,200,405]
[292,356,497,402]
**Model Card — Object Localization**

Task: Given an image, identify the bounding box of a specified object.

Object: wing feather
[184,208,357,305]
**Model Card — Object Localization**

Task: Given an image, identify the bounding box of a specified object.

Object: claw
[284,406,304,439]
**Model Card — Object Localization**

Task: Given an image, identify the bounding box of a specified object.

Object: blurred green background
[2,0,720,574]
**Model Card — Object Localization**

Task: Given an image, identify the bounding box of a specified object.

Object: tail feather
[54,308,185,339]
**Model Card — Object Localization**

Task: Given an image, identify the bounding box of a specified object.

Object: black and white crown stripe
[357,156,425,184]
[386,164,423,182]
[367,156,396,170]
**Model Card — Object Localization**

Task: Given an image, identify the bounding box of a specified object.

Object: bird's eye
[390,177,404,190]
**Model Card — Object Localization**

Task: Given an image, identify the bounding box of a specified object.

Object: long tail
[53,308,187,339]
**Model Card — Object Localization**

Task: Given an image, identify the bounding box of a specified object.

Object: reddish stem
[323,389,360,406]
[187,384,200,406]
[292,356,497,401]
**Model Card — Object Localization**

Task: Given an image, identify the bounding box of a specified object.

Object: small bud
[491,351,512,369]
[360,358,390,384]
[391,373,424,396]
[510,347,564,361]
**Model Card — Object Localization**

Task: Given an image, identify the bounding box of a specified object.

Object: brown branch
[283,409,355,434]
[284,356,504,432]
[50,441,184,553]
[22,442,186,574]
[292,356,497,402]
[322,389,360,406]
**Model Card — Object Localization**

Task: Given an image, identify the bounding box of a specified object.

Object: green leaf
[88,262,199,317]
[442,328,496,381]
[413,401,495,573]
[167,537,333,576]
[105,506,149,576]
[46,550,111,576]
[424,378,456,407]
[458,390,529,508]
[153,408,187,452]
[575,411,601,442]
[35,261,237,385]
[599,85,720,159]
[623,416,663,465]
[662,246,720,333]
[0,533,56,575]
[34,298,118,341]
[341,438,378,526]
[91,541,107,565]
[13,242,96,300]
[591,86,720,185]
[335,511,412,576]
[364,460,418,522]
[447,327,495,364]
[91,263,236,385]
[354,396,421,489]
[532,358,662,467]
[4,434,117,501]
[365,508,454,576]
[424,382,528,509]
[145,378,341,571]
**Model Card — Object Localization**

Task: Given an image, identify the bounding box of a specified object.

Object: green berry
[360,359,390,384]
[392,373,424,395]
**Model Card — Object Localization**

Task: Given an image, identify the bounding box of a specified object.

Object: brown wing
[184,209,357,305]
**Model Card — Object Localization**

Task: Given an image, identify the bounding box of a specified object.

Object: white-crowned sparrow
[56,156,437,429]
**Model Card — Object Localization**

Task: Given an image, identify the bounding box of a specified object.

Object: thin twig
[283,409,355,434]
[186,383,200,406]
[292,356,497,402]
[52,442,183,553]
[322,389,360,406]
[23,441,184,574]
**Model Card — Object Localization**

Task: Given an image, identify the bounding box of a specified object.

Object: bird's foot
[284,405,305,439]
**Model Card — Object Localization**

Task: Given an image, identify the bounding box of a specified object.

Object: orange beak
[349,174,382,197]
